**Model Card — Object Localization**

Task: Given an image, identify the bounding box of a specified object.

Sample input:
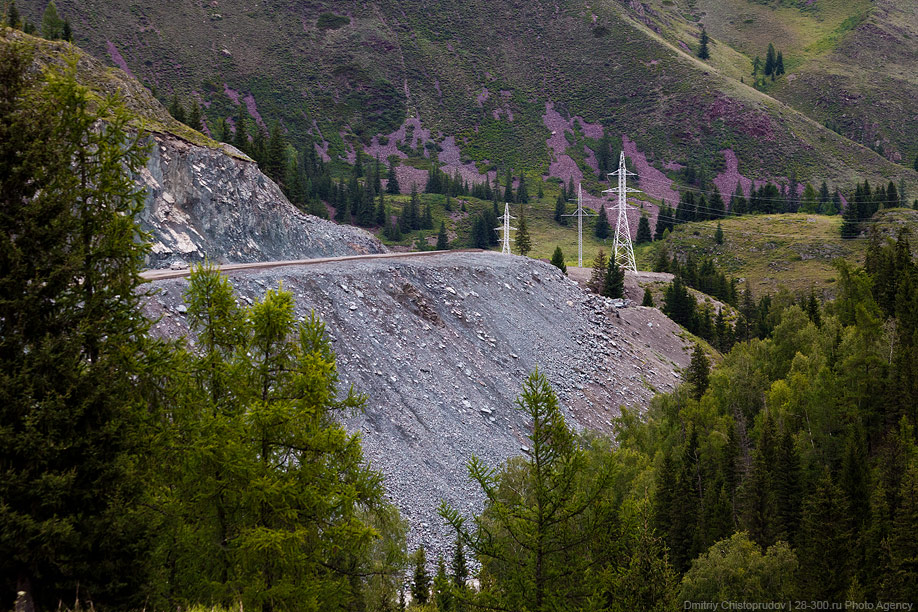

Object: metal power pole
[562,183,596,268]
[495,202,517,254]
[603,152,640,272]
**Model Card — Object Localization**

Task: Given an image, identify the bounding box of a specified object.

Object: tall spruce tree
[595,204,610,239]
[515,211,532,256]
[411,546,431,605]
[602,252,625,298]
[697,27,710,60]
[636,215,652,244]
[0,46,155,608]
[386,160,400,194]
[436,220,449,250]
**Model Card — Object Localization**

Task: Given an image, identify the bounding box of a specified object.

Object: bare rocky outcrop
[137,134,385,268]
[144,252,693,559]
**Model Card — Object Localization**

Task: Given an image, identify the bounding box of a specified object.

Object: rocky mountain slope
[1,29,385,268]
[19,0,916,195]
[144,252,695,556]
[139,132,384,268]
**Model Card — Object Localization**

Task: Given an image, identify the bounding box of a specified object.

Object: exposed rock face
[144,252,693,560]
[137,134,385,268]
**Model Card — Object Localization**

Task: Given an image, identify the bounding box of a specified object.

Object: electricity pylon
[603,152,640,273]
[562,183,596,268]
[495,202,517,254]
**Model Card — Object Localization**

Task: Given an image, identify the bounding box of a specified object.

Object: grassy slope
[15,0,917,192]
[635,208,918,296]
[641,0,918,168]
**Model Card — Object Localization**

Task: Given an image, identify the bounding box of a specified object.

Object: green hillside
[12,0,916,194]
[639,208,918,295]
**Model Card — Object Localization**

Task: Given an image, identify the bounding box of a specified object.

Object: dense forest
[2,34,918,612]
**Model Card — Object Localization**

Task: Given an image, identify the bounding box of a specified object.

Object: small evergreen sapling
[550,246,567,275]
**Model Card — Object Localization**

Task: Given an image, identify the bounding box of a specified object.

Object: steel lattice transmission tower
[562,183,596,268]
[603,151,640,273]
[495,202,517,254]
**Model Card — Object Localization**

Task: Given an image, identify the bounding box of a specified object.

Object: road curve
[140,249,490,281]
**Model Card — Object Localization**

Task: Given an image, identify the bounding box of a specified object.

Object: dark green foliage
[61,18,71,41]
[776,51,785,76]
[587,249,608,294]
[663,275,695,328]
[550,245,567,274]
[602,251,625,298]
[714,221,724,244]
[6,1,20,28]
[642,287,654,306]
[386,160,401,194]
[765,43,776,77]
[433,555,453,611]
[317,12,350,29]
[686,344,710,400]
[697,27,710,60]
[436,220,449,250]
[233,112,248,152]
[636,215,652,244]
[412,546,431,605]
[0,45,153,608]
[169,93,186,124]
[514,211,532,255]
[654,202,674,239]
[554,192,568,225]
[439,370,621,611]
[41,0,63,39]
[187,99,202,132]
[595,203,610,239]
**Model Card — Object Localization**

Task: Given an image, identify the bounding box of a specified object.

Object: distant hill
[14,0,916,198]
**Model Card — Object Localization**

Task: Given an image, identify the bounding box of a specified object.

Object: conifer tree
[169,93,186,124]
[412,546,431,605]
[765,43,776,77]
[636,215,652,244]
[555,192,568,225]
[515,211,532,256]
[714,221,724,245]
[61,18,71,41]
[386,160,400,194]
[697,27,710,60]
[588,249,608,294]
[776,51,785,76]
[752,56,761,83]
[595,204,610,239]
[1,46,155,608]
[434,555,453,611]
[686,344,710,400]
[567,176,575,201]
[436,220,449,250]
[504,167,514,203]
[187,99,203,132]
[41,0,63,39]
[602,252,625,298]
[423,199,434,229]
[550,246,567,274]
[517,174,529,203]
[233,113,248,153]
[7,1,20,28]
[537,181,544,200]
[376,192,386,226]
[642,287,654,307]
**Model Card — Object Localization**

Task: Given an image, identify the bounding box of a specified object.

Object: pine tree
[169,93,186,124]
[41,0,64,39]
[752,56,761,83]
[799,468,851,600]
[697,27,710,60]
[636,215,652,244]
[776,51,785,76]
[61,18,71,41]
[423,200,434,229]
[266,121,285,183]
[7,1,21,28]
[1,46,155,608]
[595,204,610,239]
[386,160,401,194]
[188,99,203,132]
[233,113,248,153]
[602,252,625,298]
[550,246,567,275]
[517,174,529,203]
[765,43,776,77]
[555,192,568,225]
[686,344,710,400]
[642,288,654,307]
[412,546,431,605]
[588,249,609,294]
[434,555,453,611]
[515,212,532,256]
[714,221,724,245]
[436,220,449,250]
